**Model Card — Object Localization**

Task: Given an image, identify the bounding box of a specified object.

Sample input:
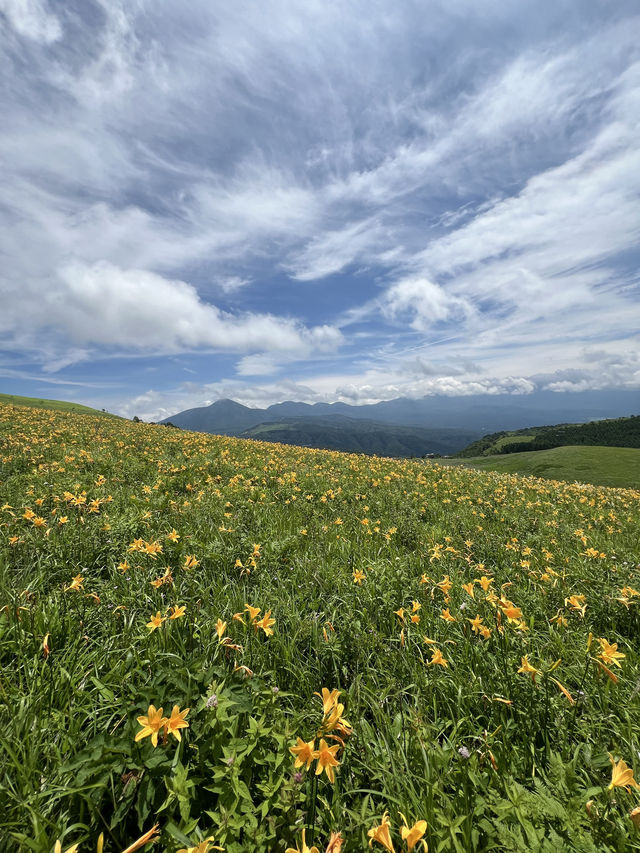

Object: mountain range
[160,389,639,457]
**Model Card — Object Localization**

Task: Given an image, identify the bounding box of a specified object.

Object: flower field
[1,402,639,852]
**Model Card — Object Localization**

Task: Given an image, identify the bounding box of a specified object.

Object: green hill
[0,392,116,417]
[440,445,640,488]
[456,413,640,457]
[1,404,640,850]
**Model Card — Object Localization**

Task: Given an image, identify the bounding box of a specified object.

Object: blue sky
[1,0,639,419]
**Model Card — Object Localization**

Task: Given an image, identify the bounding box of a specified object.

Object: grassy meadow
[1,403,640,852]
[0,393,117,418]
[441,446,640,490]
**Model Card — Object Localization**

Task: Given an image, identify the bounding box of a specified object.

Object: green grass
[492,433,537,451]
[0,392,118,417]
[1,404,640,852]
[440,445,640,488]
[456,415,640,458]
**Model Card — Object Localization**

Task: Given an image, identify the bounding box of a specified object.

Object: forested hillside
[457,414,640,458]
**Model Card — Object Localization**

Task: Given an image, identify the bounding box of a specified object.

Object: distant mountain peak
[208,398,249,410]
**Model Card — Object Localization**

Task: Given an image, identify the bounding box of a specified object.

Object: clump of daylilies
[368,811,428,851]
[290,688,352,784]
[135,703,189,746]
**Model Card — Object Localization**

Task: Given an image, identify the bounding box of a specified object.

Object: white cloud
[382,276,475,331]
[0,0,61,43]
[2,261,343,363]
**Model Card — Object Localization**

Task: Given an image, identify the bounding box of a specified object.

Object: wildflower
[215,619,227,640]
[399,813,427,851]
[597,639,625,668]
[436,574,452,595]
[290,737,316,770]
[245,603,261,620]
[353,569,365,584]
[550,611,568,628]
[165,705,189,741]
[325,832,344,853]
[315,738,340,782]
[285,829,320,853]
[630,806,640,828]
[169,605,186,619]
[54,842,79,853]
[595,660,618,684]
[316,687,341,715]
[146,612,165,632]
[500,601,522,623]
[368,811,395,851]
[184,555,199,570]
[551,678,575,704]
[609,755,639,792]
[117,560,130,572]
[394,607,406,623]
[517,655,541,683]
[476,575,493,591]
[429,648,448,667]
[440,608,457,623]
[254,610,276,636]
[144,541,163,558]
[166,528,180,542]
[135,705,168,747]
[467,615,484,634]
[122,825,162,853]
[65,575,84,592]
[462,582,475,599]
[565,594,587,616]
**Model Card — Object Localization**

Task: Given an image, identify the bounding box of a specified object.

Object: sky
[1,0,639,421]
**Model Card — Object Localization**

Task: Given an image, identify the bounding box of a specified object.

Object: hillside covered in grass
[441,446,640,489]
[0,392,117,418]
[457,414,640,458]
[1,403,640,852]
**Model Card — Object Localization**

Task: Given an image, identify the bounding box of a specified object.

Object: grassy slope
[457,414,640,458]
[0,392,117,417]
[440,445,640,488]
[2,405,640,851]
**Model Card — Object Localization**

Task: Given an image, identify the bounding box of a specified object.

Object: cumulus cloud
[382,276,475,331]
[3,261,343,362]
